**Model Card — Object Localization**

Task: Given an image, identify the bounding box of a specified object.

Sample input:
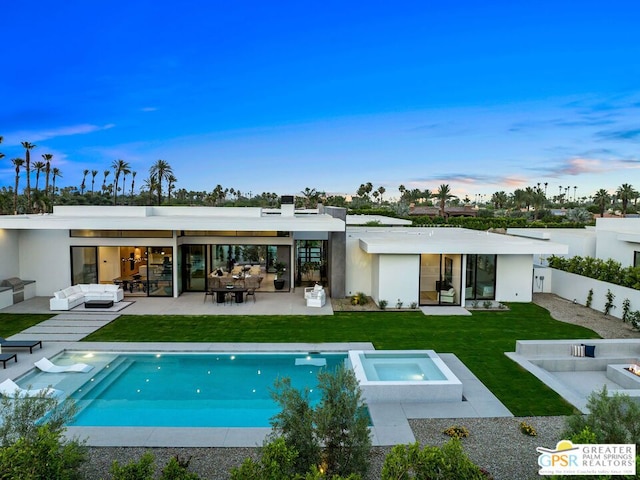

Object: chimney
[281,195,294,217]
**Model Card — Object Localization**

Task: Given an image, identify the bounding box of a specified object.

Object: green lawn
[79,302,599,416]
[0,314,54,336]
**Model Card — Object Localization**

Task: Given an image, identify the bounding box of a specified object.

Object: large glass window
[419,254,462,306]
[206,244,291,292]
[182,245,206,292]
[70,247,98,284]
[295,240,327,287]
[465,254,496,300]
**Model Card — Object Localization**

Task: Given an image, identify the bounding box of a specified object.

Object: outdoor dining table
[210,286,248,304]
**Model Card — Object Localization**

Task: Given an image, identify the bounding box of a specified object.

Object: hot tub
[348,350,463,403]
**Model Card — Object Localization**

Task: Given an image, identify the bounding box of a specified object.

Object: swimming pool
[18,351,346,428]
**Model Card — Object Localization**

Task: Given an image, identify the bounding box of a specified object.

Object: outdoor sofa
[49,284,124,311]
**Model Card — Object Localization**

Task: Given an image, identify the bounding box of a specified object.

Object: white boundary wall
[550,269,640,319]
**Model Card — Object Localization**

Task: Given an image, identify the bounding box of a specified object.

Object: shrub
[623,299,631,323]
[379,299,388,310]
[0,391,86,480]
[519,421,537,436]
[230,438,298,480]
[110,452,155,480]
[482,300,493,309]
[443,425,469,439]
[410,301,418,309]
[350,292,369,306]
[586,288,594,308]
[396,299,403,309]
[563,386,640,445]
[604,289,616,316]
[270,377,319,473]
[381,439,487,480]
[270,365,371,478]
[160,456,201,480]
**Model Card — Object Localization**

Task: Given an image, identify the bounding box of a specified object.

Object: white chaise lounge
[0,378,62,398]
[49,284,124,311]
[35,357,93,373]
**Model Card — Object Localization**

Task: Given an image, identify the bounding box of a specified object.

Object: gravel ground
[79,294,637,479]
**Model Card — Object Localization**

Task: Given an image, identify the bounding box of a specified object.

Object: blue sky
[1,1,639,200]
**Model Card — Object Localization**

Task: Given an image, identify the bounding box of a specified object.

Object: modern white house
[0,203,567,309]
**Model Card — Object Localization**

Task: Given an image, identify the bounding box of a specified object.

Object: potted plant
[273,261,286,290]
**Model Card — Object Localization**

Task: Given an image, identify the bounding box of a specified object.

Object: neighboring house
[409,205,478,218]
[509,218,640,269]
[0,205,565,309]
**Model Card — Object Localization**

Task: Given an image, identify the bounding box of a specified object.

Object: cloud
[534,158,604,177]
[408,173,528,188]
[595,128,640,142]
[4,123,115,144]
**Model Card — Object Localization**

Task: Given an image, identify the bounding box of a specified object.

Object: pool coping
[18,341,510,447]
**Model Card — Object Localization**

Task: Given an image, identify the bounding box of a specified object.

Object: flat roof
[346,214,412,226]
[0,206,345,232]
[351,227,568,255]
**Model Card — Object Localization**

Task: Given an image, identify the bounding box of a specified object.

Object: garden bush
[0,391,86,480]
[380,439,487,479]
[270,365,371,478]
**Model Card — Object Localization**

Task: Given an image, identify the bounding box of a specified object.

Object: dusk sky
[1,1,639,200]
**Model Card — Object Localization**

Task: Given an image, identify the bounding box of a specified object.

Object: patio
[1,291,334,316]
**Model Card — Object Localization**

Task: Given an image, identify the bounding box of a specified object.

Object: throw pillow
[583,344,596,358]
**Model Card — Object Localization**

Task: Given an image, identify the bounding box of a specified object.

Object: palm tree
[80,169,89,194]
[32,161,46,192]
[11,157,24,214]
[102,170,110,193]
[167,174,177,203]
[51,167,62,201]
[90,170,98,195]
[593,189,611,218]
[41,153,53,198]
[21,142,36,212]
[616,183,637,217]
[149,159,174,205]
[491,191,508,209]
[377,186,386,203]
[111,159,131,205]
[435,184,456,218]
[130,171,137,199]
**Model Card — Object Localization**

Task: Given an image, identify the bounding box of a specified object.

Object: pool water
[20,352,346,428]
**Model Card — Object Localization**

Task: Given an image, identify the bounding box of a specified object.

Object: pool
[17,351,346,428]
[348,350,463,403]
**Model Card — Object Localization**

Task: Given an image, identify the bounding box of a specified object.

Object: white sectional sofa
[49,284,124,311]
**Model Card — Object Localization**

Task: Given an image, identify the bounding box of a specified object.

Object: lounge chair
[34,357,93,373]
[0,337,43,354]
[0,378,62,398]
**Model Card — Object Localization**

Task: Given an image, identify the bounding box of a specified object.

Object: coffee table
[84,300,114,309]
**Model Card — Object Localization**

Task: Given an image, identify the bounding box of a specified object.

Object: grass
[0,314,54,336]
[78,302,600,416]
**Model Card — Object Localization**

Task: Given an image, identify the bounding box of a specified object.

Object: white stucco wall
[550,268,640,319]
[345,232,372,297]
[18,230,70,296]
[594,228,638,268]
[495,254,533,302]
[373,254,420,307]
[0,229,20,280]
